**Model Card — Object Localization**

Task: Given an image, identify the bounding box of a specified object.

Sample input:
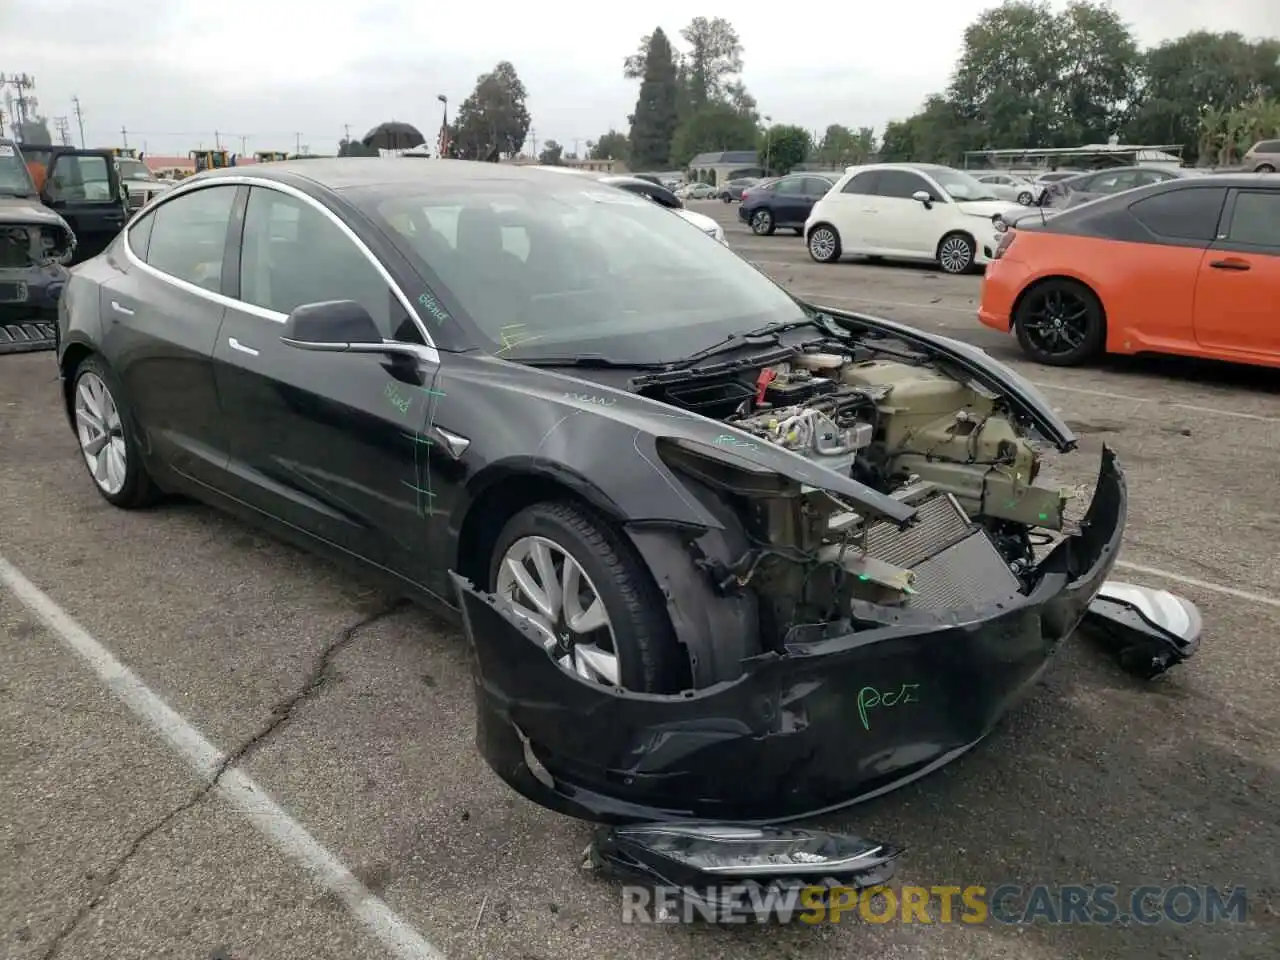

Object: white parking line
[811,292,974,315]
[1030,381,1280,424]
[0,555,446,960]
[1114,560,1280,610]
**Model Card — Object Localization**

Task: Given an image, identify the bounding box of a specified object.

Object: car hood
[955,198,1023,217]
[672,208,720,234]
[0,195,69,229]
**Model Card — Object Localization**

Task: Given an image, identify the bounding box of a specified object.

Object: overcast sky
[3,1,1278,158]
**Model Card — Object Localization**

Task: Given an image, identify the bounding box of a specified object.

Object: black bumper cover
[454,447,1127,825]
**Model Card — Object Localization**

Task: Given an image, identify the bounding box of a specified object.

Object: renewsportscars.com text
[621,883,1250,925]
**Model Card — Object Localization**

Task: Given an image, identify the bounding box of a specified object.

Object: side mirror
[280,300,429,363]
[911,190,933,208]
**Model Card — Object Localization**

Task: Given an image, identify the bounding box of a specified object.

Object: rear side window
[45,154,113,203]
[842,172,878,195]
[126,211,155,260]
[1129,187,1226,242]
[144,185,238,291]
[1253,140,1280,153]
[1225,191,1280,247]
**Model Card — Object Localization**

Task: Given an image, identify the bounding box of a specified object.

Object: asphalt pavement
[1,200,1277,960]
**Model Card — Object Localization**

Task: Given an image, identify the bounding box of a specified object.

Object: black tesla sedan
[57,158,1129,824]
[737,173,835,235]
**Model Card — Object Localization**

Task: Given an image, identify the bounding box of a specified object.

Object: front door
[41,149,127,263]
[212,183,437,574]
[1193,188,1280,358]
[869,169,942,255]
[100,182,241,485]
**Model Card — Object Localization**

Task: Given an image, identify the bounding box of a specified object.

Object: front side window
[360,178,808,362]
[774,177,805,196]
[0,142,35,195]
[45,154,113,202]
[803,177,833,196]
[874,171,934,200]
[238,187,418,342]
[143,185,238,291]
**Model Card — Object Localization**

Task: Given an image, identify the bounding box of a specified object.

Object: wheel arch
[59,340,96,422]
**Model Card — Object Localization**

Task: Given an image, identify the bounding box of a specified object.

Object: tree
[628,28,681,169]
[816,125,877,166]
[668,101,757,169]
[538,140,564,165]
[680,17,744,109]
[451,61,532,162]
[759,124,811,174]
[589,130,630,162]
[879,96,981,163]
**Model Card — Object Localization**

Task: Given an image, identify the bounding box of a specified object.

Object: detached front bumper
[455,447,1127,825]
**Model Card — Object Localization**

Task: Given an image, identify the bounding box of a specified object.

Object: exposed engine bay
[642,342,1075,640]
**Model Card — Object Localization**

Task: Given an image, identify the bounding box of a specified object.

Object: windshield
[117,158,155,182]
[362,178,806,362]
[931,168,999,201]
[0,143,36,195]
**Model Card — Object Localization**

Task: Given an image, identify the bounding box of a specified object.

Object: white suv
[805,163,1023,273]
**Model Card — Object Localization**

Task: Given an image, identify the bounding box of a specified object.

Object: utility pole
[214,130,221,150]
[573,138,580,158]
[72,95,85,146]
[239,134,247,153]
[120,125,128,148]
[529,128,537,159]
[295,132,302,155]
[343,123,350,141]
[54,116,71,145]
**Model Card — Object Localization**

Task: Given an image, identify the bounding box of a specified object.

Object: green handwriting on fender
[857,683,921,730]
[384,382,412,415]
[712,433,757,450]
[563,392,616,407]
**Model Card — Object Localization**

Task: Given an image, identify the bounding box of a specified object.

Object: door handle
[228,337,259,356]
[1209,259,1250,271]
[110,300,134,316]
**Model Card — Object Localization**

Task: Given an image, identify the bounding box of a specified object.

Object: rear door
[99,182,241,484]
[770,176,809,226]
[40,149,127,262]
[1192,188,1280,357]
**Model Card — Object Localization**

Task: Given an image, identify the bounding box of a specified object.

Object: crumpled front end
[454,447,1127,825]
[0,219,74,352]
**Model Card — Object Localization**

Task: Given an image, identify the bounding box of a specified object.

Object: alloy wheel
[1021,287,1091,356]
[938,235,973,273]
[751,210,773,234]
[496,535,619,685]
[74,372,128,495]
[809,228,837,261]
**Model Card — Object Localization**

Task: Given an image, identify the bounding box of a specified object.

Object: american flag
[436,122,451,159]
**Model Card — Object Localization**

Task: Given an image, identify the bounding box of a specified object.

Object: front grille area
[0,226,33,268]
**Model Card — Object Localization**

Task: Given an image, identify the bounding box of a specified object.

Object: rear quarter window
[1128,187,1227,242]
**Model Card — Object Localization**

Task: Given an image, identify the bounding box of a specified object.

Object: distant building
[688,150,763,185]
[500,156,625,173]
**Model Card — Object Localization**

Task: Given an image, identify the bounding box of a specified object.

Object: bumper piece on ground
[588,822,901,922]
[1082,581,1202,678]
[0,318,58,355]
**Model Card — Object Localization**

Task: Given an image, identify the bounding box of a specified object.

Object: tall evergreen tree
[627,29,680,169]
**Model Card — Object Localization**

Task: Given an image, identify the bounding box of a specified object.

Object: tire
[488,501,685,693]
[750,209,775,236]
[936,232,976,274]
[1016,191,1033,205]
[721,194,732,203]
[70,353,160,508]
[807,223,842,263]
[1257,163,1275,173]
[1013,278,1106,367]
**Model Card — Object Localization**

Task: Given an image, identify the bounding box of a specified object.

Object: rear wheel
[488,501,686,693]
[1014,279,1106,366]
[807,224,842,263]
[1016,190,1033,205]
[750,209,775,235]
[72,354,160,508]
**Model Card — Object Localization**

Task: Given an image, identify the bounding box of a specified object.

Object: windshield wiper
[508,353,669,370]
[668,315,841,369]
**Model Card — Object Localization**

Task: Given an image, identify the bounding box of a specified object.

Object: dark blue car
[738,173,835,235]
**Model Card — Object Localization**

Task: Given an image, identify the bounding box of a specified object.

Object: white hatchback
[804,163,1023,274]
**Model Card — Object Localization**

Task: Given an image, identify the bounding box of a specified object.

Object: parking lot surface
[1,201,1277,960]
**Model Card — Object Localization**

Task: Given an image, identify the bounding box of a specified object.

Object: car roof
[190,158,607,193]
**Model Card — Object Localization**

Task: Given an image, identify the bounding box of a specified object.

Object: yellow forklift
[254,150,289,163]
[190,149,232,172]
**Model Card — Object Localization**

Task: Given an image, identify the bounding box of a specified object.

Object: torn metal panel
[453,448,1125,826]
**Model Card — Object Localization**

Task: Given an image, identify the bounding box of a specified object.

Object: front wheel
[72,354,160,508]
[1013,279,1106,366]
[1016,191,1033,205]
[936,232,976,274]
[1257,163,1275,173]
[488,501,686,693]
[750,209,775,235]
[807,224,842,263]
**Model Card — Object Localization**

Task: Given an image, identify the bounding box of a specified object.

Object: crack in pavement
[37,598,409,960]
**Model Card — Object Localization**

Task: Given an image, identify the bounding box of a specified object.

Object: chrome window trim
[120,175,440,364]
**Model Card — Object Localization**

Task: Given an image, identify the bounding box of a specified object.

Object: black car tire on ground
[0,317,57,355]
[488,500,687,693]
[71,353,161,508]
[1013,278,1106,367]
[807,224,842,264]
[750,209,775,236]
[936,232,976,274]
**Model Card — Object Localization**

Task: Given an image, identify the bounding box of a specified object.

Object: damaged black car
[55,161,1199,898]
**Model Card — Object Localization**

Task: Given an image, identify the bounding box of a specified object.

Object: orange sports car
[978,173,1280,368]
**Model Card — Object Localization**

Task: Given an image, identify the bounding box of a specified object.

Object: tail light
[993,229,1015,260]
